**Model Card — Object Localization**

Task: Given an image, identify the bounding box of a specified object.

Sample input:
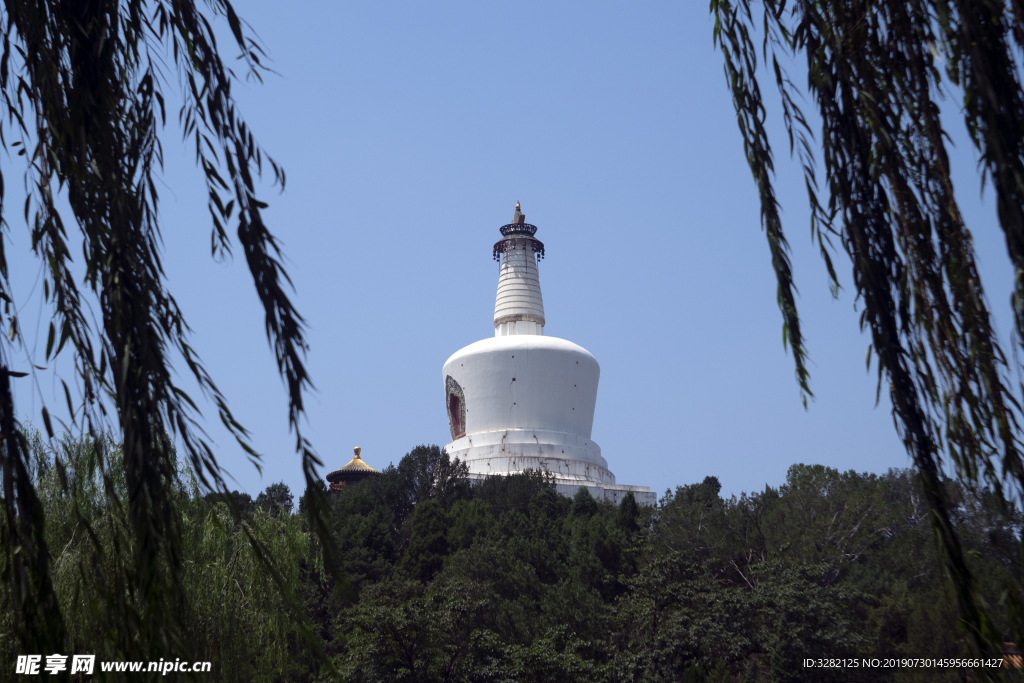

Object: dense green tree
[401,500,451,583]
[0,0,337,671]
[710,0,1024,657]
[204,490,256,517]
[446,499,494,553]
[10,433,1014,681]
[616,491,640,533]
[3,431,327,682]
[257,481,295,517]
[340,580,489,683]
[472,468,557,519]
[391,445,473,521]
[569,486,600,518]
[329,451,993,681]
[464,626,600,683]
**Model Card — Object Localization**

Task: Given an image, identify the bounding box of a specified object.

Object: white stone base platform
[465,472,657,507]
[554,481,658,506]
[446,429,615,484]
[446,430,658,506]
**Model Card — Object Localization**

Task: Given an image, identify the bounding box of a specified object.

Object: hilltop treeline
[2,435,1020,682]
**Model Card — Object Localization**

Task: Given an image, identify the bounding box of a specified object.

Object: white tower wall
[443,335,614,484]
[494,236,545,336]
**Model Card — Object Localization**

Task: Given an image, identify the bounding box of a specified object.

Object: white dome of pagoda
[443,335,612,484]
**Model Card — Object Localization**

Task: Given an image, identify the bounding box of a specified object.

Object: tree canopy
[6,434,1008,681]
[0,0,335,670]
[711,0,1024,659]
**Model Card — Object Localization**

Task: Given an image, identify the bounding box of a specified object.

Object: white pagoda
[442,203,656,505]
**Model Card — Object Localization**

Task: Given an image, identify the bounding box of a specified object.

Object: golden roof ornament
[326,446,381,492]
[513,201,526,225]
[339,446,376,471]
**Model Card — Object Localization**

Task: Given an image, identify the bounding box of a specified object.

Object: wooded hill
[4,435,1020,682]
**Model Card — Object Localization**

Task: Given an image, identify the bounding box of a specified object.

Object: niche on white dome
[446,375,466,440]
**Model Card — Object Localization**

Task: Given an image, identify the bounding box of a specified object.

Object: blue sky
[8,1,1014,500]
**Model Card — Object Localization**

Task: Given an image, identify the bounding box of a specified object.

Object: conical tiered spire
[493,202,546,336]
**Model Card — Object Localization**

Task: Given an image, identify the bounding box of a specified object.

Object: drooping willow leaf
[0,0,340,675]
[711,0,1024,665]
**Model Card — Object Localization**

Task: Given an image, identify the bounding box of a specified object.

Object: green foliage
[323,449,1015,681]
[710,0,1024,658]
[0,0,341,670]
[400,500,451,583]
[570,486,600,518]
[2,432,329,682]
[617,491,640,533]
[205,490,256,516]
[184,501,323,681]
[257,481,296,517]
[9,435,1017,681]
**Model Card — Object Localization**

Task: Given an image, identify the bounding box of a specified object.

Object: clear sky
[8,1,1014,500]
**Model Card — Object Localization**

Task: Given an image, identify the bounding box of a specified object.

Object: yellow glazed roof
[327,447,380,480]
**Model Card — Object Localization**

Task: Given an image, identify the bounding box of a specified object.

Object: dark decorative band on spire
[494,205,545,262]
[493,235,545,262]
[499,223,538,237]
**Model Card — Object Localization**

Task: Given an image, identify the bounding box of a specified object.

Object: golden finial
[354,446,361,459]
[512,201,526,224]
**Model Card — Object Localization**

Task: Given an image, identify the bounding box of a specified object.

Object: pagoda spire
[493,202,545,336]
